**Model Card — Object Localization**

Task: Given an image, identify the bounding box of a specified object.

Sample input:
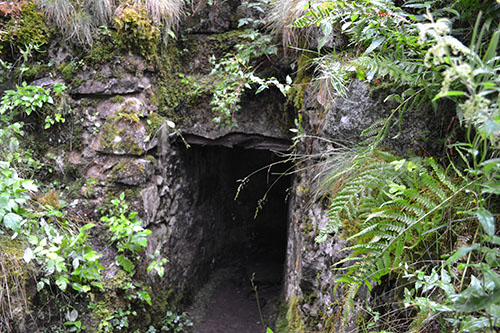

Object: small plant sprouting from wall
[209,0,291,128]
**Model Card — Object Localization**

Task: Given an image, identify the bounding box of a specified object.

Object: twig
[250,272,266,329]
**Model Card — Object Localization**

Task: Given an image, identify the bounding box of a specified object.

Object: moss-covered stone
[84,39,118,68]
[157,74,212,114]
[97,99,149,155]
[110,95,125,104]
[282,294,306,332]
[99,122,144,155]
[58,62,79,82]
[1,1,49,54]
[287,54,312,111]
[16,62,51,81]
[109,159,151,185]
[145,112,166,135]
[114,4,160,61]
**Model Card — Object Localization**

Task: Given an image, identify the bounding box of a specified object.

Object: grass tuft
[266,0,314,52]
[143,0,183,30]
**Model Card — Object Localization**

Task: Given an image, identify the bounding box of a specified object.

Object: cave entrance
[180,139,291,331]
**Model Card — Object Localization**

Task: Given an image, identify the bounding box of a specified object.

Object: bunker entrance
[180,142,291,331]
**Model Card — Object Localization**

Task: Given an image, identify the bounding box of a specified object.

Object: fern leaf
[427,157,458,192]
[420,173,448,201]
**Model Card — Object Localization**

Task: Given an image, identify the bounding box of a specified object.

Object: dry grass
[266,0,315,52]
[143,0,183,30]
[88,0,116,25]
[68,10,95,46]
[0,239,34,332]
[38,0,96,46]
[38,0,184,46]
[38,0,75,31]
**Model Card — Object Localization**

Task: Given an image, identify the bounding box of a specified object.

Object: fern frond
[382,209,419,226]
[347,224,378,241]
[293,1,336,29]
[420,173,448,201]
[347,243,385,253]
[320,150,466,309]
[427,157,458,192]
[378,222,405,233]
[388,199,426,216]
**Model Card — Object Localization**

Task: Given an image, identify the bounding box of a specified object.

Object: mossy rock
[109,158,153,185]
[16,62,52,81]
[156,74,213,116]
[287,54,312,111]
[114,4,160,61]
[178,31,253,74]
[84,39,118,69]
[96,120,146,155]
[58,62,80,82]
[285,294,306,332]
[94,98,151,155]
[1,1,49,58]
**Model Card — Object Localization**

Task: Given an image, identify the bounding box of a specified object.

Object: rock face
[36,12,294,324]
[319,80,447,155]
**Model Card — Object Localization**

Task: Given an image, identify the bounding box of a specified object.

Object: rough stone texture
[281,79,450,330]
[72,64,151,96]
[181,89,291,142]
[318,80,447,156]
[284,164,365,331]
[307,25,348,51]
[111,158,154,185]
[181,0,240,33]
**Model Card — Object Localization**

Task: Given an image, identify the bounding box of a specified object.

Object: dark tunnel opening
[179,142,292,331]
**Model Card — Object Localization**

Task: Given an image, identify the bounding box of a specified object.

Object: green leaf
[453,277,500,313]
[21,180,38,192]
[56,275,69,291]
[255,85,268,94]
[166,120,176,129]
[364,36,385,55]
[3,213,22,233]
[91,281,104,290]
[72,283,91,293]
[477,208,495,237]
[433,90,466,101]
[46,252,59,260]
[117,255,135,273]
[80,223,95,231]
[83,250,102,261]
[37,281,45,291]
[0,194,11,210]
[482,27,499,63]
[23,247,33,263]
[445,244,480,265]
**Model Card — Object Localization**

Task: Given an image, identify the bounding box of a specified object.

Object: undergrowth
[281,0,500,331]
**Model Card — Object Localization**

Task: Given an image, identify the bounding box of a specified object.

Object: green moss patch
[114,5,159,61]
[1,2,49,54]
[157,74,213,113]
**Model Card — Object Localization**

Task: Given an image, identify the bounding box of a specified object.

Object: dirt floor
[188,257,282,333]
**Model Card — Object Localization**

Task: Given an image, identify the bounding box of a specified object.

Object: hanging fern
[317,150,470,293]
